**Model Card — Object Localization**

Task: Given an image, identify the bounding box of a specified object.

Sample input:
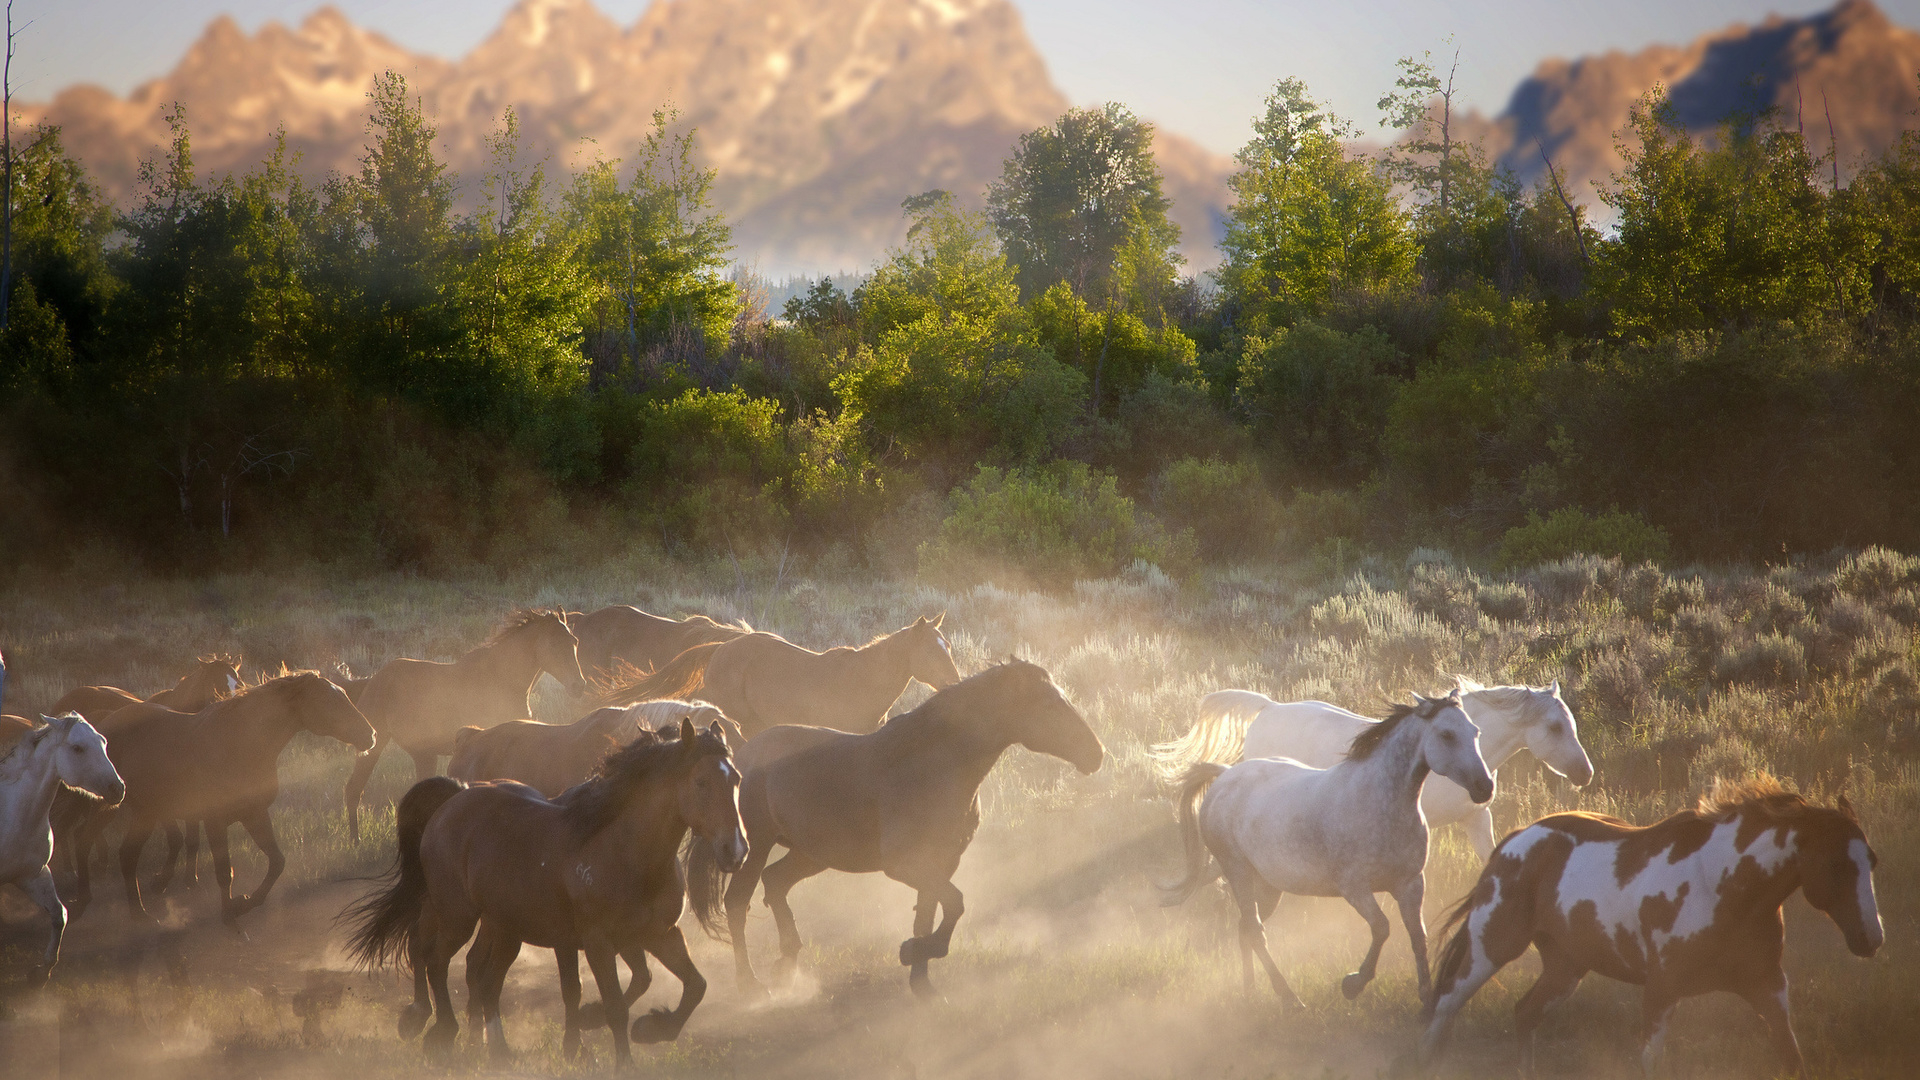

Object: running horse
[706,660,1104,998]
[0,714,123,984]
[66,671,375,924]
[1161,691,1495,1008]
[49,655,243,721]
[570,605,747,684]
[342,718,746,1067]
[345,609,588,842]
[596,615,959,740]
[1419,777,1883,1078]
[448,699,733,797]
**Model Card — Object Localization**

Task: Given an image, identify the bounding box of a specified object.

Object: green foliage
[1150,457,1279,561]
[1236,321,1402,485]
[1496,507,1672,569]
[626,388,793,547]
[918,462,1183,586]
[1029,281,1199,413]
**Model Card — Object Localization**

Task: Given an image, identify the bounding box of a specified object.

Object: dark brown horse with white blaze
[67,671,375,924]
[344,609,588,842]
[341,718,746,1067]
[706,659,1104,999]
[1419,777,1883,1078]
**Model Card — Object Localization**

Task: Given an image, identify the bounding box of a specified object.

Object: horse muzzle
[1468,778,1495,805]
[714,831,750,873]
[97,780,127,807]
[1562,759,1596,788]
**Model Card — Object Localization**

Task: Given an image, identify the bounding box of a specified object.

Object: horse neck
[220,691,306,760]
[886,706,1014,792]
[596,779,691,869]
[1461,690,1530,769]
[837,635,914,724]
[0,743,63,842]
[1351,720,1430,804]
[461,630,546,706]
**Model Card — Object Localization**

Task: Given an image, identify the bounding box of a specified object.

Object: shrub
[1150,457,1280,562]
[625,387,794,548]
[1674,605,1736,674]
[1475,580,1532,622]
[1524,554,1624,614]
[1496,507,1670,570]
[918,462,1182,587]
[1834,546,1920,603]
[1236,322,1403,485]
[1407,562,1482,627]
[1713,632,1807,690]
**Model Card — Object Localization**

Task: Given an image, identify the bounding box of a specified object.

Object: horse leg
[556,948,586,1061]
[1638,991,1678,1078]
[583,945,633,1068]
[21,866,66,988]
[894,877,964,1001]
[1738,975,1803,1078]
[576,950,652,1031]
[421,905,477,1059]
[1420,893,1537,1065]
[629,926,705,1045]
[471,925,521,1063]
[1513,948,1586,1080]
[232,810,286,920]
[1221,857,1298,1008]
[181,820,201,888]
[407,746,439,782]
[1390,873,1432,1006]
[1463,806,1497,863]
[117,818,158,923]
[398,924,433,1040]
[65,812,104,921]
[344,728,389,844]
[761,849,827,988]
[724,840,772,995]
[1337,886,1392,1000]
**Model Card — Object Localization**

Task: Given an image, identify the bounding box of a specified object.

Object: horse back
[1241,701,1371,769]
[48,685,142,721]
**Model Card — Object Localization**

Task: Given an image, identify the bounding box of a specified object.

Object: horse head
[531,610,590,696]
[674,717,747,871]
[38,713,125,805]
[1799,795,1884,958]
[281,672,377,751]
[1414,691,1494,804]
[185,655,243,701]
[904,614,962,691]
[1521,680,1594,787]
[1001,661,1104,775]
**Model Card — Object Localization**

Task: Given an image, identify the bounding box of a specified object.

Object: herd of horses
[0,603,1888,1077]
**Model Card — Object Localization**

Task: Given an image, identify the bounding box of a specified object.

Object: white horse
[0,713,123,985]
[1162,692,1495,1008]
[576,698,738,743]
[1153,678,1592,859]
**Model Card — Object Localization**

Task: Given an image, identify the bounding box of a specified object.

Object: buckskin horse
[570,605,747,684]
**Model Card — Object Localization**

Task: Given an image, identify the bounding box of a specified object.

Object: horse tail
[339,775,465,969]
[1159,762,1228,907]
[682,836,730,940]
[591,642,722,708]
[1149,690,1269,785]
[1425,861,1503,1018]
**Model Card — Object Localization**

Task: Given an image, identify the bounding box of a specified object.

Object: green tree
[3,125,115,370]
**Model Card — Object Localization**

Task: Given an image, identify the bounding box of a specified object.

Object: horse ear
[933,611,946,629]
[1550,678,1562,695]
[679,716,698,746]
[707,719,729,746]
[1838,792,1856,816]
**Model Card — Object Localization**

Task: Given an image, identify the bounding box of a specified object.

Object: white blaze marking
[1850,839,1884,948]
[226,673,241,693]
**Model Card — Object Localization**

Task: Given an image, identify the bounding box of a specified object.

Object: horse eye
[1546,723,1563,735]
[1439,730,1458,743]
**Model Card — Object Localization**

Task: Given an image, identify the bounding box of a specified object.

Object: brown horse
[599,615,960,739]
[49,655,243,721]
[448,700,733,797]
[345,609,588,842]
[571,605,747,683]
[707,660,1103,999]
[67,671,375,924]
[342,718,746,1067]
[1419,777,1883,1078]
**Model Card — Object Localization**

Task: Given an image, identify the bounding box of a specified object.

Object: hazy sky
[17,0,1920,153]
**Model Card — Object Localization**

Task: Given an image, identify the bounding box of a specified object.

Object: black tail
[338,776,465,969]
[1159,762,1228,906]
[682,836,730,940]
[1423,869,1498,1019]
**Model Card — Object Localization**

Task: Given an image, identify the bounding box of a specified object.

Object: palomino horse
[342,719,746,1067]
[49,655,243,720]
[570,605,747,683]
[1153,678,1593,859]
[597,615,959,739]
[448,700,733,797]
[1163,692,1495,1008]
[1420,777,1883,1078]
[344,609,588,842]
[0,714,123,984]
[68,672,375,924]
[707,660,1104,998]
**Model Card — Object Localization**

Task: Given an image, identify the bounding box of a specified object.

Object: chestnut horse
[49,655,242,721]
[571,605,747,683]
[342,718,746,1066]
[67,672,375,924]
[448,699,732,797]
[705,660,1103,998]
[0,714,123,985]
[1419,777,1883,1078]
[344,609,588,842]
[597,615,959,739]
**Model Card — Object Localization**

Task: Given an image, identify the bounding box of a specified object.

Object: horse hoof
[772,957,798,988]
[630,1008,677,1044]
[1341,972,1370,1000]
[737,976,770,1001]
[907,970,938,1002]
[423,1022,458,1058]
[397,1003,432,1040]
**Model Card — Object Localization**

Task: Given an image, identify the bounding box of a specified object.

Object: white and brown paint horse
[1154,678,1592,859]
[1419,777,1883,1078]
[1163,692,1495,1008]
[0,714,124,985]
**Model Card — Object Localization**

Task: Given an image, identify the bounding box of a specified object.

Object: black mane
[559,727,729,840]
[1348,694,1458,761]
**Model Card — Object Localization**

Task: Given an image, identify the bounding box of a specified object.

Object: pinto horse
[1162,692,1495,1008]
[344,609,588,842]
[1419,777,1883,1078]
[570,605,747,684]
[0,714,123,984]
[596,615,959,740]
[49,655,243,721]
[707,660,1104,999]
[67,671,375,924]
[342,718,746,1067]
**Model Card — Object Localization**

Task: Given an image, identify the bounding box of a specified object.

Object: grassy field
[0,546,1915,1079]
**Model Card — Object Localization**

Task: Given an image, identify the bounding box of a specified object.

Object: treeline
[6,62,1920,578]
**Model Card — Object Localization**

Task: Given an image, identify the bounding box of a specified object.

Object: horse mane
[559,727,729,840]
[881,659,1036,733]
[1451,676,1541,711]
[1347,701,1420,761]
[484,607,569,646]
[1696,774,1843,823]
[0,713,64,780]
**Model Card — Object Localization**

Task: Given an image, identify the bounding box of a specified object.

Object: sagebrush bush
[1474,580,1532,622]
[1714,631,1808,690]
[1835,546,1920,602]
[918,462,1186,588]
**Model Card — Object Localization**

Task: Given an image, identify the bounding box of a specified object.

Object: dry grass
[0,547,1915,1078]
